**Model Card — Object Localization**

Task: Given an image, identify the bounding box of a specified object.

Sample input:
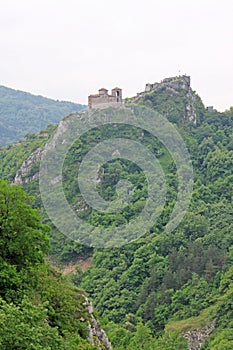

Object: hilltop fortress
[88,75,191,110]
[87,76,204,125]
[145,75,190,92]
[134,74,191,101]
[88,87,123,109]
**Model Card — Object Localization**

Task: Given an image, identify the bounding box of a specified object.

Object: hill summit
[129,75,205,125]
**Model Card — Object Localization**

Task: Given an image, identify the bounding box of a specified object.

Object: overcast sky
[0,0,232,111]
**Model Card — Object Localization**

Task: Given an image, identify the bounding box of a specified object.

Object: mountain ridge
[0,84,86,146]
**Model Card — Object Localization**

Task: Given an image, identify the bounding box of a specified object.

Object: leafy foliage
[0,83,232,348]
[0,180,98,349]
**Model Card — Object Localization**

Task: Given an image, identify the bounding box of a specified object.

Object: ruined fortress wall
[145,75,190,92]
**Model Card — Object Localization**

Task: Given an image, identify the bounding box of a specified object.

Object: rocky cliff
[83,295,112,349]
[130,75,204,125]
[14,146,42,184]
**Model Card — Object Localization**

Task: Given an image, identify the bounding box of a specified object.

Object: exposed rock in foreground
[82,294,112,350]
[183,319,217,350]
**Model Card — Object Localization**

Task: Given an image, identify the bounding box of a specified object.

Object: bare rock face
[14,147,43,184]
[183,319,217,350]
[13,116,77,185]
[82,295,113,350]
[185,88,198,124]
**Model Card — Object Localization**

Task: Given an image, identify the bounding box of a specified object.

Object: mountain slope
[0,179,112,349]
[0,76,232,349]
[0,85,86,145]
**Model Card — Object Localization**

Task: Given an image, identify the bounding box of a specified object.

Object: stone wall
[145,75,190,93]
[88,100,123,110]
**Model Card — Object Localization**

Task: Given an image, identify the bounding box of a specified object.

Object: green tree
[127,323,154,350]
[203,329,233,350]
[0,180,49,299]
[154,331,188,349]
[0,180,49,268]
[0,297,64,350]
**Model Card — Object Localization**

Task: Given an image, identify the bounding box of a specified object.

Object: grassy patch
[166,305,217,333]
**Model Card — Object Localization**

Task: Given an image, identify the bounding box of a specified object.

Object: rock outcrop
[183,319,217,350]
[131,75,202,125]
[14,147,43,184]
[82,295,112,350]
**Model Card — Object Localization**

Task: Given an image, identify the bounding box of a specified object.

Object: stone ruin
[88,87,122,109]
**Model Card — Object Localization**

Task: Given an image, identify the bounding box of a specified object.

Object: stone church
[88,87,122,109]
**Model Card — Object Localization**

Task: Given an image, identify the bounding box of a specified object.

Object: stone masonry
[88,87,122,109]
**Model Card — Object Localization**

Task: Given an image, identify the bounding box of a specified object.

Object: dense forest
[0,78,232,349]
[0,85,86,146]
[0,179,107,349]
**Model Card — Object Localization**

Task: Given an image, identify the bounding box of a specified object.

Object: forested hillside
[0,78,232,349]
[0,180,112,349]
[0,85,86,146]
